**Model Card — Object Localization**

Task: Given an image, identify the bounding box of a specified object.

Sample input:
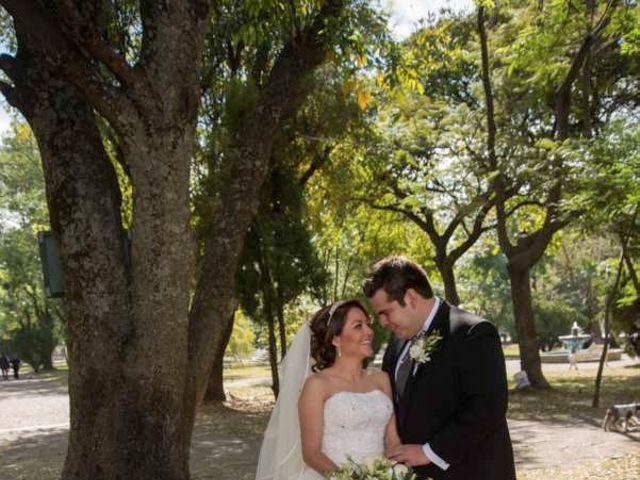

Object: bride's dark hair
[309,299,370,372]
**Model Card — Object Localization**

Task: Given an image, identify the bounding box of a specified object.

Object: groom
[364,256,516,480]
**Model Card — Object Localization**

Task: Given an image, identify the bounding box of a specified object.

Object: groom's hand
[386,444,431,467]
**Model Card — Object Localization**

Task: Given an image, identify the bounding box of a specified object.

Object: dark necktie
[395,341,414,398]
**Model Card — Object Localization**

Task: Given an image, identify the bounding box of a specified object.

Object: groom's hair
[363,256,433,305]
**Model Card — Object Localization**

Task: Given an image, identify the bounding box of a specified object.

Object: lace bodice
[300,390,393,479]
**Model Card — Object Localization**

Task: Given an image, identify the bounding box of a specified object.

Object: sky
[0,0,473,137]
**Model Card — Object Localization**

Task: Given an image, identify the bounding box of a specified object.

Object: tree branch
[0,79,16,107]
[0,54,17,81]
[477,6,513,255]
[299,145,332,186]
[57,0,142,89]
[1,0,135,129]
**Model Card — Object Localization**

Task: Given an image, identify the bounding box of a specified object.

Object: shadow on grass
[192,403,270,480]
[0,428,66,480]
[0,403,270,480]
[508,373,640,427]
[0,372,69,398]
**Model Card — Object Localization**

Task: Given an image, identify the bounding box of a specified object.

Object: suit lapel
[385,336,409,406]
[400,301,451,406]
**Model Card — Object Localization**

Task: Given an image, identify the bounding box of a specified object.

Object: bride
[255,300,401,480]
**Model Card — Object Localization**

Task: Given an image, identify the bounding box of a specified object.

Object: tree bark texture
[203,308,236,404]
[2,45,146,477]
[507,264,549,388]
[187,0,346,410]
[0,1,346,478]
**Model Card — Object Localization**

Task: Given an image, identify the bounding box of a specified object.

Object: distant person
[10,357,20,379]
[0,353,9,380]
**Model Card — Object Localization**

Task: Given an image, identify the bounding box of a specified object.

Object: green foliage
[10,308,59,372]
[227,309,257,360]
[0,123,63,370]
[459,238,514,335]
[236,166,328,332]
[567,120,640,228]
[533,298,588,351]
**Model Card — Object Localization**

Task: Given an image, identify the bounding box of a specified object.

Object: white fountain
[540,321,623,363]
[558,321,591,353]
[540,321,591,363]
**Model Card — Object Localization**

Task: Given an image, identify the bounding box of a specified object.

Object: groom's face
[369,288,420,339]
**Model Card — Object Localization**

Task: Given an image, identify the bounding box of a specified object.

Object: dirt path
[1,361,638,480]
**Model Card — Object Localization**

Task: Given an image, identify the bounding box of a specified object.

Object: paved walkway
[1,358,638,480]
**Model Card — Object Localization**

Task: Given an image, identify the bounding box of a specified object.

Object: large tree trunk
[6,52,141,477]
[1,2,346,478]
[203,309,236,404]
[507,264,550,389]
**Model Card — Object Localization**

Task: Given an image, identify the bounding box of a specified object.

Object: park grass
[223,362,271,381]
[220,364,640,424]
[502,343,520,360]
[508,364,640,423]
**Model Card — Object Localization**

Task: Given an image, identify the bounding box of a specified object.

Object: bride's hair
[309,299,370,372]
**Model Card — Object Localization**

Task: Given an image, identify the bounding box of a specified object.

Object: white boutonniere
[409,331,443,364]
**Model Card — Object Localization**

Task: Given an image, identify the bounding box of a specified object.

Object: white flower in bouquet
[326,456,416,480]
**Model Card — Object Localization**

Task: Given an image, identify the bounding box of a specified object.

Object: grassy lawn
[223,362,271,381]
[502,343,520,359]
[508,364,640,422]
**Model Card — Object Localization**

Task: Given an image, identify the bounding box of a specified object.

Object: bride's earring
[336,345,342,358]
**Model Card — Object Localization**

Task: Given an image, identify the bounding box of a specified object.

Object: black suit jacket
[382,302,516,480]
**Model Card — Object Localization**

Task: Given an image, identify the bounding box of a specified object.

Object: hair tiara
[326,301,346,328]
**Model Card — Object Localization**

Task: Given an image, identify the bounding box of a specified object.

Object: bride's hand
[386,444,431,467]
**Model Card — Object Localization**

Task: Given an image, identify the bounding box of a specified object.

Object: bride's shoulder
[301,370,332,396]
[366,368,392,391]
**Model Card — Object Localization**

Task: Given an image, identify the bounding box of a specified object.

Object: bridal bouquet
[326,456,416,480]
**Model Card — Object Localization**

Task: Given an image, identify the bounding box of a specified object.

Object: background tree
[0,1,351,478]
[0,123,62,371]
[362,14,503,306]
[237,165,328,397]
[476,0,638,388]
[568,119,640,359]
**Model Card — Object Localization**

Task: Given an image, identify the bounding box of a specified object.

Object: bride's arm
[376,370,402,451]
[298,376,339,475]
[385,413,402,452]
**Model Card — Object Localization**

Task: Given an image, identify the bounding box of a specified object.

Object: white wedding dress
[299,389,393,480]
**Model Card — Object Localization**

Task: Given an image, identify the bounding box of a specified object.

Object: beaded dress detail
[299,390,393,480]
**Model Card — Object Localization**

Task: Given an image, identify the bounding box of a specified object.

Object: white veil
[255,322,313,480]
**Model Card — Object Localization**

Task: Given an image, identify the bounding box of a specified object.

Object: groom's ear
[405,288,418,309]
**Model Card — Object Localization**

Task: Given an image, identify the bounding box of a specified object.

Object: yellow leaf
[357,90,372,110]
[356,53,368,68]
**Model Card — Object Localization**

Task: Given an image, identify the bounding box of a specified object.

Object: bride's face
[333,307,374,359]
